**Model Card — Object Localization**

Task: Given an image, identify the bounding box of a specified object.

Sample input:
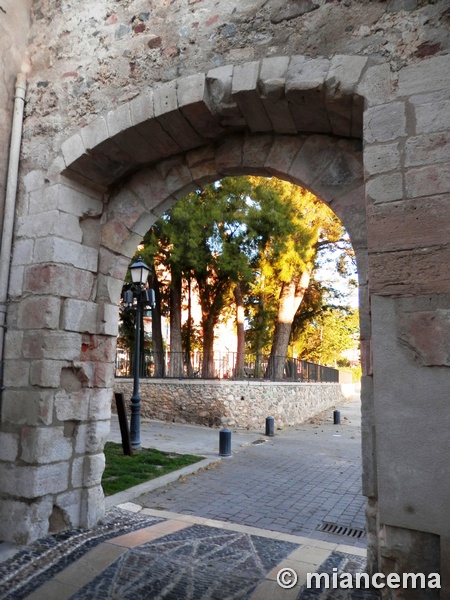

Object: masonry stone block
[24,264,94,300]
[369,247,450,296]
[89,388,113,420]
[215,136,244,175]
[242,135,274,171]
[286,56,331,132]
[61,133,86,168]
[62,299,98,334]
[80,485,105,529]
[106,103,132,138]
[185,145,218,186]
[55,389,90,422]
[3,359,31,388]
[232,61,272,133]
[2,390,54,426]
[368,194,450,253]
[0,462,69,498]
[0,432,19,462]
[71,457,84,488]
[34,238,98,272]
[309,140,363,201]
[23,170,46,194]
[288,135,337,189]
[82,453,106,487]
[153,81,203,151]
[22,331,82,360]
[405,162,450,198]
[364,102,406,144]
[54,490,83,530]
[207,64,244,128]
[177,73,223,138]
[98,247,130,280]
[259,56,297,134]
[7,265,25,298]
[21,425,73,464]
[79,115,109,150]
[107,189,144,231]
[63,155,114,190]
[30,359,67,388]
[127,167,173,213]
[18,296,60,330]
[129,91,181,158]
[28,184,103,218]
[325,55,368,137]
[0,496,53,544]
[98,304,120,337]
[327,185,367,251]
[364,142,400,175]
[397,55,450,97]
[96,273,123,305]
[405,132,450,168]
[17,211,83,243]
[156,156,196,199]
[92,361,115,389]
[415,97,450,135]
[356,63,393,108]
[366,172,403,204]
[100,220,132,254]
[397,309,450,367]
[3,330,23,360]
[265,135,306,181]
[12,239,34,266]
[75,421,110,454]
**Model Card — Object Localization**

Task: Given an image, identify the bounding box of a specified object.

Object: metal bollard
[265,416,275,437]
[219,428,232,457]
[333,410,341,425]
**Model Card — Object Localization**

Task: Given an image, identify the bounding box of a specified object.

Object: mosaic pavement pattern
[297,552,379,600]
[0,508,164,600]
[71,524,300,599]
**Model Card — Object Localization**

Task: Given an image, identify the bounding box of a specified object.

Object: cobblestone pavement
[136,396,366,548]
[0,506,378,600]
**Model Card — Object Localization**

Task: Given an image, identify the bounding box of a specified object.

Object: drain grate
[317,522,366,539]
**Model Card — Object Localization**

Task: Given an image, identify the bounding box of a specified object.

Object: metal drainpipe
[0,73,27,395]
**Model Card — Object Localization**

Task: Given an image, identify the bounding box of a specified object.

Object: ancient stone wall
[0,0,32,229]
[113,380,345,429]
[20,1,449,173]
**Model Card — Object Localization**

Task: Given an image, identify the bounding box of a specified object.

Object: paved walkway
[0,395,377,599]
[133,396,366,546]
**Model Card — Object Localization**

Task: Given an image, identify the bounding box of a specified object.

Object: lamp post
[123,256,155,451]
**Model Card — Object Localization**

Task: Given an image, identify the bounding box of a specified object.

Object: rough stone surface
[113,380,345,429]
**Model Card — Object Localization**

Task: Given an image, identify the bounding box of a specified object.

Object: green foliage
[122,175,358,371]
[102,442,202,496]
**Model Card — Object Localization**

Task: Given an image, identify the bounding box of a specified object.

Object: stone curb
[105,456,221,509]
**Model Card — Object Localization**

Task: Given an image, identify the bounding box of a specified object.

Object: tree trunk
[201,316,215,378]
[151,272,165,378]
[234,283,245,378]
[169,272,184,377]
[266,270,311,380]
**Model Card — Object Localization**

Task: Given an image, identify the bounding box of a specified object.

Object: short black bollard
[219,428,232,457]
[333,410,341,425]
[265,416,275,437]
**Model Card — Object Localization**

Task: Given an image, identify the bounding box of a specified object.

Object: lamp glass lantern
[130,256,150,287]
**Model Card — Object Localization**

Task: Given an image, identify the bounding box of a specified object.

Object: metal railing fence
[115,349,339,383]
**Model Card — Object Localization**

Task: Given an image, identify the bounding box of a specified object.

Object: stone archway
[4,46,450,586]
[0,55,373,547]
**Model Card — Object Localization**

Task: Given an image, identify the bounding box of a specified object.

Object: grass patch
[102,441,203,496]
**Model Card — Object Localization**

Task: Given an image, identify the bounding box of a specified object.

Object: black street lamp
[122,256,155,451]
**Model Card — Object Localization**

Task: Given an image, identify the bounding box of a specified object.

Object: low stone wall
[113,379,346,429]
